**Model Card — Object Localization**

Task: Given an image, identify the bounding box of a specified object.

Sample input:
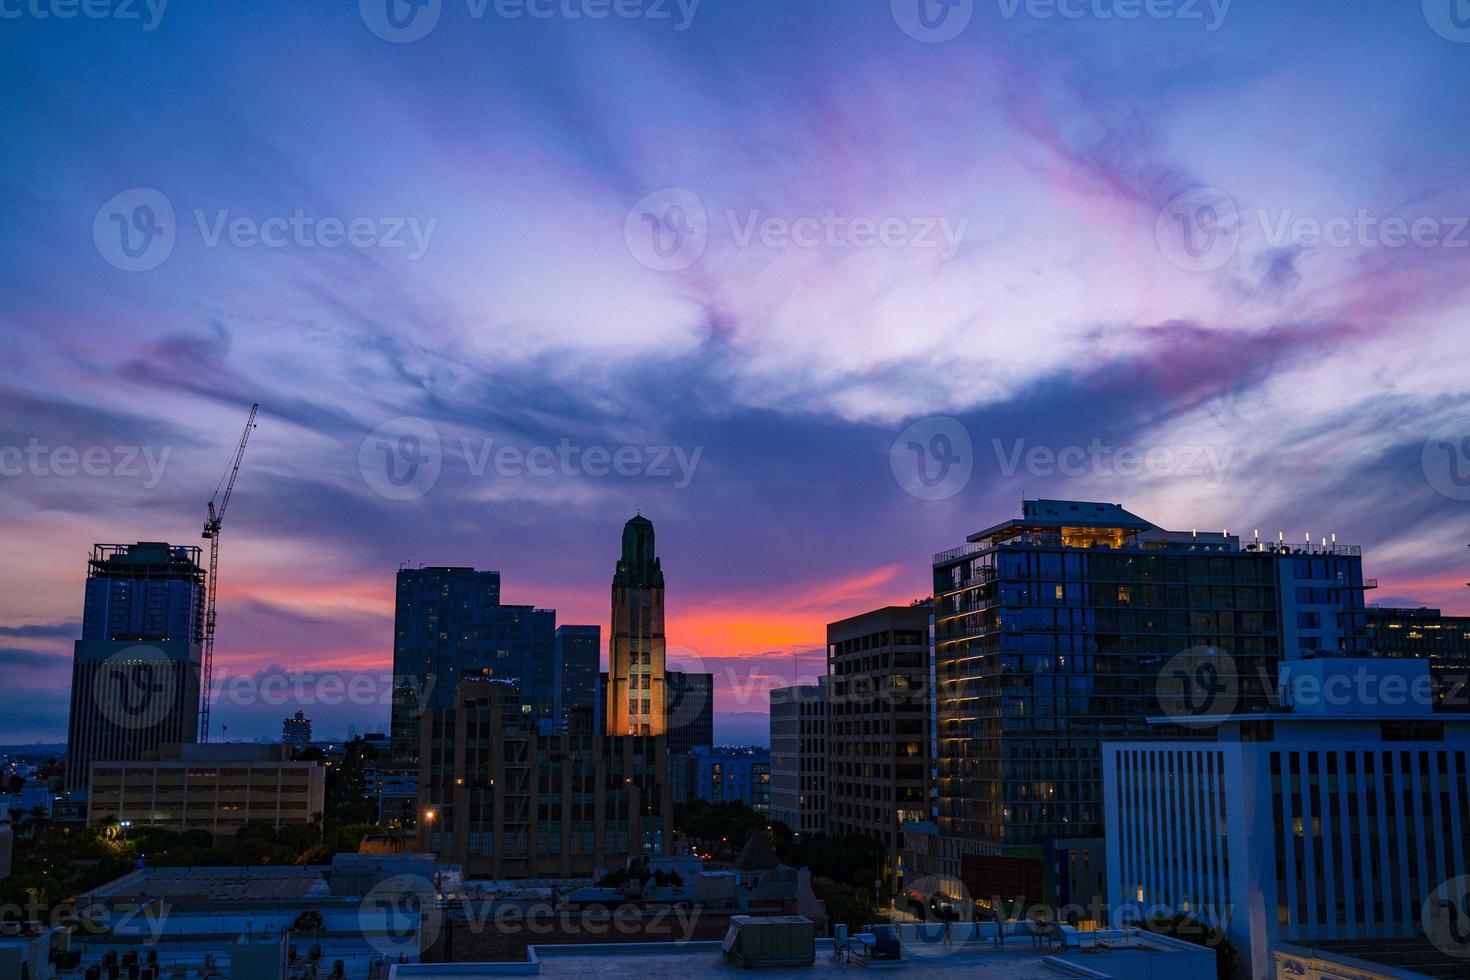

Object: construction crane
[199,402,259,743]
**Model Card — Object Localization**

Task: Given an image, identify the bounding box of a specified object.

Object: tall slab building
[66,543,206,792]
[389,566,557,757]
[606,515,667,736]
[666,670,714,756]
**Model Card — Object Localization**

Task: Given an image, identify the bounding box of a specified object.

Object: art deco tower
[607,515,666,736]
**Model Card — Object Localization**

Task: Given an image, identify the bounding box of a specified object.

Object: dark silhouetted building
[826,603,933,885]
[418,675,671,878]
[554,624,600,724]
[282,710,312,752]
[1365,606,1470,712]
[389,566,556,756]
[66,543,206,792]
[667,670,714,756]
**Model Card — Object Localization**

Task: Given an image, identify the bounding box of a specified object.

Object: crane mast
[199,403,258,743]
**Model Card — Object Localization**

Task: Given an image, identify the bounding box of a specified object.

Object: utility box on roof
[720,915,816,969]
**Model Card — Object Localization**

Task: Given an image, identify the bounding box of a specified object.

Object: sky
[2,0,1469,745]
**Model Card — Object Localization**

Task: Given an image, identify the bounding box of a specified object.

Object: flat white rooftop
[389,929,1215,980]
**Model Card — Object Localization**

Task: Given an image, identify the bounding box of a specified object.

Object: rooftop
[936,498,1365,565]
[81,866,332,904]
[387,926,1214,980]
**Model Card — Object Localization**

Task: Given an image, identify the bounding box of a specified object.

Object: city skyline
[5,2,1470,747]
[2,495,1461,747]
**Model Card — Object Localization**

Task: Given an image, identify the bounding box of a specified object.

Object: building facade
[1103,658,1470,978]
[66,543,206,792]
[932,500,1373,880]
[1365,606,1470,712]
[389,566,557,756]
[826,604,933,883]
[418,676,672,878]
[769,680,826,836]
[679,747,770,812]
[607,515,667,737]
[87,743,325,837]
[667,670,714,757]
[554,624,601,724]
[282,711,312,752]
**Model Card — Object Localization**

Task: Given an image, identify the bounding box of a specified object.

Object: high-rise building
[389,566,556,756]
[932,500,1373,881]
[606,515,666,737]
[826,604,933,883]
[1103,657,1470,978]
[282,710,312,752]
[666,670,714,756]
[66,543,206,792]
[1365,606,1470,712]
[418,675,671,878]
[769,680,826,836]
[554,624,600,724]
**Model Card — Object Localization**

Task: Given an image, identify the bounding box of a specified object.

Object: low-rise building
[87,743,325,837]
[1364,606,1470,712]
[1103,657,1470,978]
[73,855,461,977]
[680,747,770,812]
[385,922,1216,978]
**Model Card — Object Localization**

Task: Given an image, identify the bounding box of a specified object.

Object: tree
[291,910,324,934]
[673,800,768,852]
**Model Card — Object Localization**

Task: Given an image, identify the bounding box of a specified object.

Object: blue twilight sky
[1,0,1469,744]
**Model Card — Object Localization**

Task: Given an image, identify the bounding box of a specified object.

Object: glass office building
[390,566,556,757]
[932,500,1370,865]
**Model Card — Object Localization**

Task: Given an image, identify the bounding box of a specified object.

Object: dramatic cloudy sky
[2,0,1468,744]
